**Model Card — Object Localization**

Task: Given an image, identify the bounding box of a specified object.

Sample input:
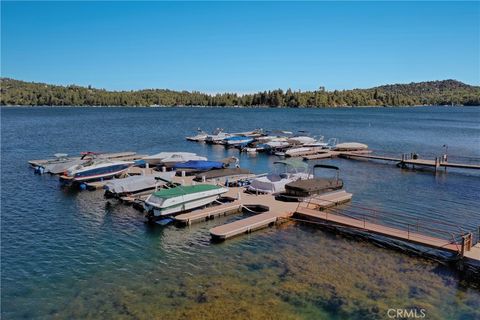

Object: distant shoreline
[1,104,479,109]
[2,78,479,107]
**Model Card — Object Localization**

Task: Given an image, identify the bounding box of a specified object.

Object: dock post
[461,234,473,256]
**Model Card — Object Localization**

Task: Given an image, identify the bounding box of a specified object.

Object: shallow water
[1,106,480,319]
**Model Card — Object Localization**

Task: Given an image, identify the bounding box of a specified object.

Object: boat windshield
[273,159,308,174]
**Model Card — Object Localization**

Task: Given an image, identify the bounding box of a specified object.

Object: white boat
[333,142,368,151]
[160,154,208,167]
[284,147,325,157]
[186,129,208,142]
[42,154,86,175]
[144,184,229,218]
[287,136,317,145]
[104,171,176,197]
[205,129,234,144]
[224,136,254,146]
[61,159,134,182]
[247,159,312,194]
[143,152,197,166]
[264,138,290,149]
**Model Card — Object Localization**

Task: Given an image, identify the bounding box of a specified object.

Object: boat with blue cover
[173,160,225,172]
[223,136,254,147]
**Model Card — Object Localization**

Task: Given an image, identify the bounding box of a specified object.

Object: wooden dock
[209,189,351,240]
[303,151,337,160]
[175,201,243,225]
[303,190,353,209]
[339,152,480,171]
[210,211,286,240]
[295,203,480,262]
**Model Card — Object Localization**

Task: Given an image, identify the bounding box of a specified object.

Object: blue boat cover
[173,160,224,170]
[224,136,252,141]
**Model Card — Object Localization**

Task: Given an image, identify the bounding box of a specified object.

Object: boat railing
[298,195,475,254]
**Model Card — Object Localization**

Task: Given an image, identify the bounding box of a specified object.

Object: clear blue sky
[1,1,479,92]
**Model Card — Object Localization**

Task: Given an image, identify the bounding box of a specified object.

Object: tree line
[1,78,479,107]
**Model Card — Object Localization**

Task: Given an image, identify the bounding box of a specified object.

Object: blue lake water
[1,106,480,319]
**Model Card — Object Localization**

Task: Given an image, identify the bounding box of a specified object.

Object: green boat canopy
[152,184,221,199]
[273,159,308,171]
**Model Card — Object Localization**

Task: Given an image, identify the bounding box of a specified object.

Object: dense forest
[1,78,479,107]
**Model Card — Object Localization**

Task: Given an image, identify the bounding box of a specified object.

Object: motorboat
[32,151,138,175]
[193,168,256,186]
[231,128,265,138]
[103,171,176,198]
[333,142,368,151]
[264,138,290,149]
[39,154,85,175]
[276,164,343,202]
[60,158,134,183]
[173,160,225,173]
[205,128,234,144]
[247,159,312,194]
[186,129,208,142]
[143,152,198,166]
[159,154,208,168]
[223,136,254,147]
[143,184,229,218]
[285,147,325,157]
[287,136,317,146]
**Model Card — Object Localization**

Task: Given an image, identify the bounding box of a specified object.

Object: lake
[1,106,480,319]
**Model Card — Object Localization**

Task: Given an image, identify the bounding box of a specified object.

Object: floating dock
[295,199,480,262]
[210,211,285,240]
[339,152,480,171]
[208,189,350,240]
[175,201,243,225]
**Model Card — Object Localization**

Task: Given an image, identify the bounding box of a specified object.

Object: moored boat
[193,168,256,186]
[143,152,198,166]
[247,159,311,194]
[60,158,134,183]
[103,171,176,198]
[186,129,208,142]
[173,160,225,173]
[333,142,368,151]
[276,164,344,202]
[204,129,234,144]
[143,184,229,219]
[223,136,254,147]
[159,154,208,168]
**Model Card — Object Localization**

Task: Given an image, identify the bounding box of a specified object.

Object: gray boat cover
[194,168,252,180]
[104,172,175,194]
[43,159,86,174]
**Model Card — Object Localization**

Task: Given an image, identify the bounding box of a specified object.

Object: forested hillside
[1,78,479,107]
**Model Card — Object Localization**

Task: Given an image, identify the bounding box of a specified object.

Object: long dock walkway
[295,202,480,262]
[339,152,480,170]
[296,206,459,252]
